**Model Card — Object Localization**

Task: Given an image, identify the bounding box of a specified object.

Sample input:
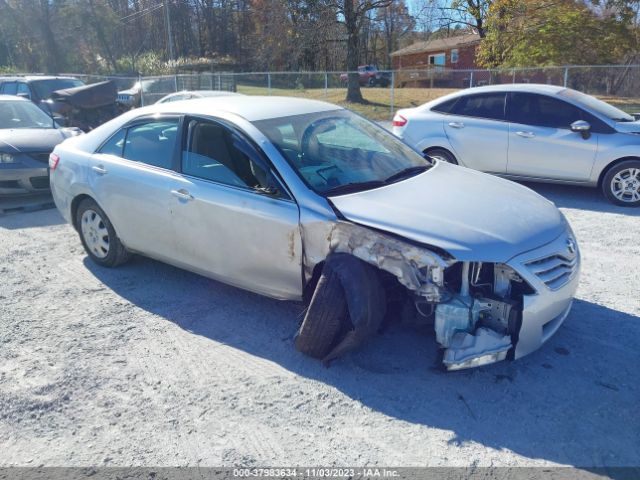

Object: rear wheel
[76,198,131,267]
[425,148,458,165]
[602,160,640,206]
[368,77,376,87]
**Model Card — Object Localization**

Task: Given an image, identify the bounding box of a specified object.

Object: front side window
[253,109,430,196]
[182,119,273,192]
[451,93,506,121]
[122,120,179,169]
[559,88,634,123]
[509,93,583,129]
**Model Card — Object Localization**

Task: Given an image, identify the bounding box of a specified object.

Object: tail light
[392,114,407,127]
[49,153,60,170]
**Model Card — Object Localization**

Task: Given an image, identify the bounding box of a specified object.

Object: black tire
[602,159,640,207]
[368,77,376,87]
[76,198,131,267]
[425,147,458,165]
[295,265,348,359]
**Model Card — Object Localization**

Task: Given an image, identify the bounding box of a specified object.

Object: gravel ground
[0,183,639,469]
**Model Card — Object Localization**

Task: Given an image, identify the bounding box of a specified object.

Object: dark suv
[0,76,85,121]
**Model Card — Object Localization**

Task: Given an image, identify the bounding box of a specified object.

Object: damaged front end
[309,221,536,370]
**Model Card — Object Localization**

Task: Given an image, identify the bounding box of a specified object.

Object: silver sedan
[393,84,640,206]
[50,96,580,370]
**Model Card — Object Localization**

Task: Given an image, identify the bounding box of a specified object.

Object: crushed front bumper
[509,230,581,359]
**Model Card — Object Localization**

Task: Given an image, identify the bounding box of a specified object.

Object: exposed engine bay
[297,221,536,371]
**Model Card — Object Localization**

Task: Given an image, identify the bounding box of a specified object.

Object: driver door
[506,92,598,181]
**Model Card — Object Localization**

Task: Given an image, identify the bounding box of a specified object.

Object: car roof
[416,83,567,111]
[0,75,80,82]
[0,94,29,102]
[163,90,240,98]
[463,83,566,95]
[143,95,341,121]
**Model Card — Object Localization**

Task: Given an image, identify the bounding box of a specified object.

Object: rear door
[443,92,509,173]
[90,116,181,260]
[506,92,598,181]
[168,116,303,300]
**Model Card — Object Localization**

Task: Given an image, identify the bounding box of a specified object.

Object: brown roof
[390,33,481,57]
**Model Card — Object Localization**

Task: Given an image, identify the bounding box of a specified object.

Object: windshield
[559,88,635,122]
[253,110,430,195]
[0,100,55,129]
[30,78,84,99]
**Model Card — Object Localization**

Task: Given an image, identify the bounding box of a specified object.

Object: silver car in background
[50,96,580,370]
[393,84,640,206]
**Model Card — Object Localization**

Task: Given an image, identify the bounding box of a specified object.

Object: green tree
[478,0,638,68]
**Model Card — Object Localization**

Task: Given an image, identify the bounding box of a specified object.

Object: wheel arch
[423,146,459,165]
[597,156,640,188]
[70,193,98,232]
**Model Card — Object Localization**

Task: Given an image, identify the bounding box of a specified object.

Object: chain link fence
[58,64,640,121]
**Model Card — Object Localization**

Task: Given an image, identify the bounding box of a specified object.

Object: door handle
[448,122,464,129]
[171,189,194,201]
[516,131,535,138]
[92,165,107,175]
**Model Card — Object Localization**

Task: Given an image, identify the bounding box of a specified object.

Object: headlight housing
[0,153,16,163]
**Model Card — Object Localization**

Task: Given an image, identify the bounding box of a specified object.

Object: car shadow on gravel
[522,181,640,216]
[85,255,640,468]
[0,206,64,229]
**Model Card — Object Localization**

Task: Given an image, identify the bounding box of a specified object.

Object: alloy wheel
[610,167,640,203]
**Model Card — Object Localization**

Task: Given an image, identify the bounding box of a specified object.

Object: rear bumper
[0,165,49,195]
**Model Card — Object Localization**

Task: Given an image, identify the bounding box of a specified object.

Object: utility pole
[164,0,175,61]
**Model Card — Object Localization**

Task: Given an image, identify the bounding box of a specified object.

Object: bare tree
[330,0,393,102]
[437,0,492,37]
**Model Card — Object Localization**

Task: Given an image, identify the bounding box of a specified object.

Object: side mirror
[571,120,591,139]
[16,92,31,100]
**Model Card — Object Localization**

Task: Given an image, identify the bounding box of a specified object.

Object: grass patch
[236,86,459,121]
[237,85,640,121]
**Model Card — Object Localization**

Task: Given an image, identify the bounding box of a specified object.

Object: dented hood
[329,161,565,263]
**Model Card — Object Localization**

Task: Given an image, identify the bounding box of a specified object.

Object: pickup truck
[340,66,391,87]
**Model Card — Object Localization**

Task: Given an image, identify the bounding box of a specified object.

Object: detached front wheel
[602,160,640,206]
[295,266,348,359]
[76,198,131,267]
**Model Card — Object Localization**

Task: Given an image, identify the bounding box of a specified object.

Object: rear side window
[450,93,506,120]
[123,120,179,169]
[431,97,458,114]
[509,93,582,129]
[98,129,126,157]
